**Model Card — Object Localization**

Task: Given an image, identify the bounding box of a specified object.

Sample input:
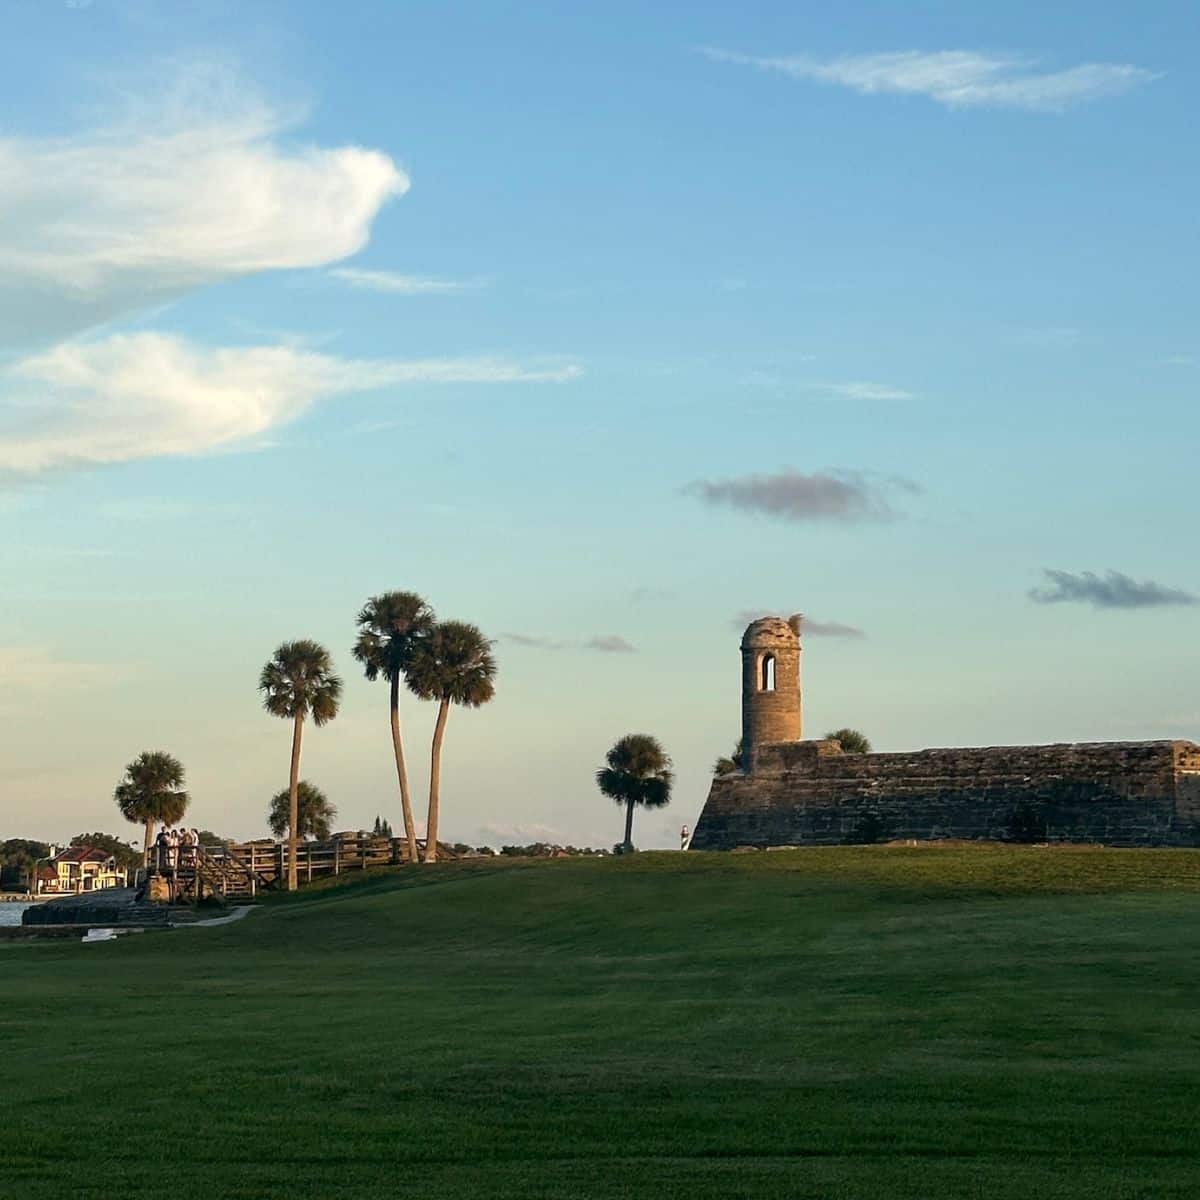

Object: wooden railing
[154,834,453,900]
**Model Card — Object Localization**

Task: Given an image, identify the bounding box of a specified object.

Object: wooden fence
[159,834,453,901]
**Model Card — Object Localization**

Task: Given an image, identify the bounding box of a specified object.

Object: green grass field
[5,846,1200,1198]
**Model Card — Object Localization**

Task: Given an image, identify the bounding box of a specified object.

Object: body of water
[0,903,31,926]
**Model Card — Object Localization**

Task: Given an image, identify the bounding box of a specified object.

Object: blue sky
[2,1,1197,850]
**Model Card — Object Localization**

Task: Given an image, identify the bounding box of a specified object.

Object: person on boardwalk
[155,827,170,874]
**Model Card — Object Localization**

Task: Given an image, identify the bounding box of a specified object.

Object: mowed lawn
[5,847,1200,1199]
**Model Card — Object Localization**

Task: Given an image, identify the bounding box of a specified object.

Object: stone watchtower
[741,615,803,769]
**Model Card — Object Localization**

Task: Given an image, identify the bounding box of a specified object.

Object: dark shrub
[1007,802,1047,843]
[844,811,888,845]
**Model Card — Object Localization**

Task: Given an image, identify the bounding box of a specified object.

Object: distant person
[680,824,689,851]
[165,827,179,872]
[184,827,199,867]
[155,827,170,874]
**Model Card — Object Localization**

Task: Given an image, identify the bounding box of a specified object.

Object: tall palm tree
[824,728,872,754]
[267,780,337,842]
[596,734,673,853]
[352,591,434,865]
[405,620,497,863]
[259,640,342,891]
[114,751,189,866]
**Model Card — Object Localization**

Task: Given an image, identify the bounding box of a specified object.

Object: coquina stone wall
[690,739,1200,850]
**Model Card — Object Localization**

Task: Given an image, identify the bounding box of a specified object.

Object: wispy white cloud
[0,63,407,345]
[0,647,119,705]
[330,268,486,295]
[700,47,1158,112]
[827,381,912,401]
[0,332,582,473]
[1013,326,1083,347]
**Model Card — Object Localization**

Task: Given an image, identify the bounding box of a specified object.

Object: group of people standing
[153,826,202,873]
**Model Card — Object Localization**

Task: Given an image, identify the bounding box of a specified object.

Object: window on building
[760,654,776,692]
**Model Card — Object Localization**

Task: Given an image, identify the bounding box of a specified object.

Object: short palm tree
[267,781,337,842]
[597,734,673,853]
[352,591,434,865]
[114,750,189,866]
[259,640,342,890]
[405,620,497,863]
[824,728,872,754]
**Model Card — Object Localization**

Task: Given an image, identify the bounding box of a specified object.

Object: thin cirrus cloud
[1029,569,1198,610]
[503,633,637,654]
[0,332,582,474]
[0,65,407,346]
[330,268,487,295]
[699,47,1158,112]
[687,468,914,523]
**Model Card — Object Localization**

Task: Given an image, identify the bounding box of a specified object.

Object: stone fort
[690,615,1200,850]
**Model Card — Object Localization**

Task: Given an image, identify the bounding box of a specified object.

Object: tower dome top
[740,615,801,650]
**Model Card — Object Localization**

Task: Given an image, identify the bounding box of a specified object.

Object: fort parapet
[691,616,1200,849]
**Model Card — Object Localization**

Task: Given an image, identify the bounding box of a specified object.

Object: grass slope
[4,847,1200,1198]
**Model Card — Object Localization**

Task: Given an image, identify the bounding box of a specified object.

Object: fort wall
[690,738,1200,850]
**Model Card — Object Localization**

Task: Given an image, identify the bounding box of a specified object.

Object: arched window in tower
[760,654,776,692]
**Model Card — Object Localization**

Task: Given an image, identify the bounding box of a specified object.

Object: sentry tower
[741,614,803,769]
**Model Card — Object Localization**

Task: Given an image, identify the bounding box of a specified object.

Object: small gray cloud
[804,619,867,638]
[501,632,569,650]
[732,610,865,637]
[503,632,637,654]
[688,468,908,523]
[584,635,637,654]
[1029,569,1198,610]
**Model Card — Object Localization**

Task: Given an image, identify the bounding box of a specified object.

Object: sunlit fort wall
[690,616,1200,850]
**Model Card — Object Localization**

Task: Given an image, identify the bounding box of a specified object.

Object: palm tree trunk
[142,815,154,869]
[623,798,635,851]
[287,710,304,891]
[424,698,450,863]
[390,674,419,865]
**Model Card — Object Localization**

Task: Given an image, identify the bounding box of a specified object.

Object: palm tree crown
[352,591,434,683]
[406,621,497,707]
[259,639,343,725]
[115,750,189,864]
[268,781,337,841]
[597,734,674,811]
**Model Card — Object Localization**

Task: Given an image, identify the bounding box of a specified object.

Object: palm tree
[114,751,189,866]
[352,591,434,865]
[405,620,497,863]
[824,728,872,754]
[713,737,745,775]
[259,640,342,890]
[268,781,337,841]
[596,734,673,853]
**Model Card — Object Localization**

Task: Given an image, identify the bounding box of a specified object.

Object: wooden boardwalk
[165,834,454,901]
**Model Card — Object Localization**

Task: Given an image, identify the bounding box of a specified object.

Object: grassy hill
[5,846,1200,1198]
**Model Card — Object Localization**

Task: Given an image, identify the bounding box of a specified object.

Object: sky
[2,0,1198,851]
